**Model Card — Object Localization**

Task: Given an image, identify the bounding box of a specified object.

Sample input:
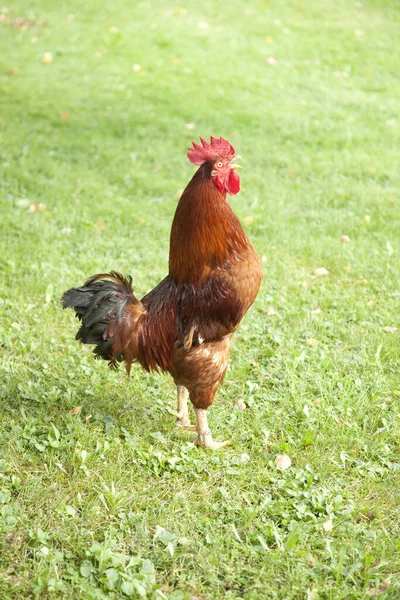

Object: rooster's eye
[216,161,223,168]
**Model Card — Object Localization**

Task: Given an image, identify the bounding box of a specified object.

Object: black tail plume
[61,271,141,367]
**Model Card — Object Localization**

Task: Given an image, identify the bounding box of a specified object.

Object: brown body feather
[63,159,263,411]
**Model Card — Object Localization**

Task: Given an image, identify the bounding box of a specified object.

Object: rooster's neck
[168,163,248,285]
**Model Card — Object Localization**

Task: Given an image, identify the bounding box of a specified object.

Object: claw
[176,419,197,432]
[193,407,231,449]
[194,434,232,450]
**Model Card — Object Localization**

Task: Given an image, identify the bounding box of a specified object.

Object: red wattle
[213,177,225,193]
[226,170,240,196]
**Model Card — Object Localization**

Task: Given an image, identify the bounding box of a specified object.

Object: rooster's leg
[194,408,231,450]
[176,385,196,431]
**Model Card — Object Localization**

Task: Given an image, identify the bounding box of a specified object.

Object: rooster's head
[187,136,241,196]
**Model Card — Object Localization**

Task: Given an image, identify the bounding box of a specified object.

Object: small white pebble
[313,267,329,277]
[42,52,53,63]
[275,454,291,469]
[384,326,397,333]
[323,519,333,532]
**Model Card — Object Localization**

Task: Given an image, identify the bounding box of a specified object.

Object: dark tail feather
[62,271,146,371]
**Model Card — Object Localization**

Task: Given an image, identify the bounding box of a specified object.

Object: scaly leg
[194,407,231,450]
[176,385,196,431]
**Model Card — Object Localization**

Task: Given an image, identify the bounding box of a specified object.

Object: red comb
[187,136,236,165]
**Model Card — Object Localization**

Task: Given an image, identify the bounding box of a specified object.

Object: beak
[230,154,242,169]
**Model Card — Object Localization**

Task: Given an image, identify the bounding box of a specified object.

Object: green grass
[1,0,400,597]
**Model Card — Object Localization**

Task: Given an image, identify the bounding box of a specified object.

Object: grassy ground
[1,0,400,598]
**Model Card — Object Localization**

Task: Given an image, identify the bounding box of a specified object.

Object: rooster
[62,137,263,449]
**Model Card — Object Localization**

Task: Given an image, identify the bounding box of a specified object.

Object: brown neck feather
[168,162,249,285]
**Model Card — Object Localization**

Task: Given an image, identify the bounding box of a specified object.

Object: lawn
[1,0,400,598]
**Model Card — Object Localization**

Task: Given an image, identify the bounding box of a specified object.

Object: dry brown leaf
[313,267,329,277]
[13,17,33,29]
[307,554,315,567]
[384,326,398,334]
[274,454,291,469]
[29,203,46,212]
[71,406,82,416]
[340,235,351,243]
[313,398,321,405]
[366,583,389,597]
[59,113,70,120]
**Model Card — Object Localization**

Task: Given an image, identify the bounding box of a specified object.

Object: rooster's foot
[194,407,231,450]
[176,418,197,432]
[176,385,196,431]
[194,432,232,450]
